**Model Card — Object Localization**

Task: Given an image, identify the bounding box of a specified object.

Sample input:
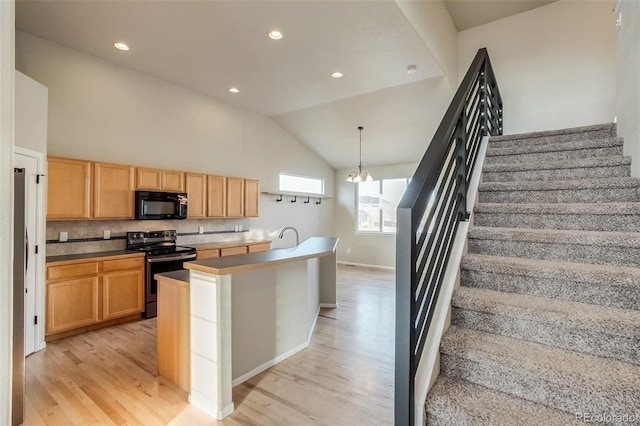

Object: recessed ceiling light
[268,30,283,40]
[228,87,240,94]
[331,72,344,79]
[407,65,417,75]
[113,42,130,51]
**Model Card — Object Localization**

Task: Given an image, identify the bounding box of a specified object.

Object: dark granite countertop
[155,269,190,284]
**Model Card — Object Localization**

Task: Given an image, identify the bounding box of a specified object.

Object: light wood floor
[24,265,395,425]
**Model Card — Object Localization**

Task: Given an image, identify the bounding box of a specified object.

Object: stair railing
[395,47,502,426]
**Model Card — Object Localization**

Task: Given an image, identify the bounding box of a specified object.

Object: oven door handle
[147,254,197,263]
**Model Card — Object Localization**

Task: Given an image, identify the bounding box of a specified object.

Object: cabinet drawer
[248,243,270,253]
[47,262,99,281]
[220,246,247,257]
[197,249,220,260]
[103,256,144,273]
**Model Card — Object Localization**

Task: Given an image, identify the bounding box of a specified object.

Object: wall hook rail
[276,194,283,202]
[291,196,297,203]
[304,197,310,204]
[315,198,322,205]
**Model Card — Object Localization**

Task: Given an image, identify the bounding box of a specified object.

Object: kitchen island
[156,237,338,420]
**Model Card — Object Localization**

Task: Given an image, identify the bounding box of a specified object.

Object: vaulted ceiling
[15,0,555,169]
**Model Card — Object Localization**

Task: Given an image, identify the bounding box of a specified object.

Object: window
[357,178,409,233]
[279,173,325,195]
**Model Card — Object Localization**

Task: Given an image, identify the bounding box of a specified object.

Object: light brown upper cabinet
[186,173,207,218]
[47,157,93,220]
[244,179,259,217]
[94,162,135,219]
[207,175,226,217]
[136,167,185,192]
[226,177,245,218]
[162,170,185,192]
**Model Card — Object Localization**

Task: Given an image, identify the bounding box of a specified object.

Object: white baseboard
[232,341,309,387]
[319,303,338,308]
[188,392,234,420]
[337,261,395,271]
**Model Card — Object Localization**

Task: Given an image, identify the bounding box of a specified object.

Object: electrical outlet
[234,225,239,232]
[59,231,68,242]
[198,226,204,234]
[103,230,111,240]
[239,224,243,232]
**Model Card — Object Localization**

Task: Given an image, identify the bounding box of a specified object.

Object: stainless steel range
[127,230,196,318]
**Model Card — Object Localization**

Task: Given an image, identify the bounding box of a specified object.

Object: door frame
[14,147,46,352]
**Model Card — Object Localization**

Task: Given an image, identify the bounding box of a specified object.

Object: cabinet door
[162,170,185,192]
[46,277,99,334]
[186,173,207,218]
[226,177,245,218]
[94,162,135,219]
[207,175,226,217]
[244,179,259,217]
[102,269,144,321]
[47,157,92,220]
[135,167,162,190]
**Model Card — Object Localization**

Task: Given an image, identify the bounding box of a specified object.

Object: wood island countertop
[184,236,338,275]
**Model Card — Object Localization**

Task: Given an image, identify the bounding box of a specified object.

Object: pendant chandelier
[345,126,373,183]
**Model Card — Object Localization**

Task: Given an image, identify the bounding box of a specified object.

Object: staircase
[425,123,640,424]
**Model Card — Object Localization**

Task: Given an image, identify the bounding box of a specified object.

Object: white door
[14,152,39,356]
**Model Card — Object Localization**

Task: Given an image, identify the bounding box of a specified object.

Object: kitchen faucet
[278,226,300,246]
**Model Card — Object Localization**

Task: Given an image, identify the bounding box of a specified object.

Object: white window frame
[355,177,410,235]
[279,172,325,196]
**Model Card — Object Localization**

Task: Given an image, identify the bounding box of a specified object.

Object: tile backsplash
[46,218,251,256]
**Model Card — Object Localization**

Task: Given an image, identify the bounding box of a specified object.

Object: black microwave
[134,191,188,220]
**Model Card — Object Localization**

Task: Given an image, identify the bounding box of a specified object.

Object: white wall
[616,0,640,177]
[335,162,417,269]
[0,1,15,423]
[458,0,616,135]
[15,71,47,154]
[15,31,335,241]
[396,0,458,92]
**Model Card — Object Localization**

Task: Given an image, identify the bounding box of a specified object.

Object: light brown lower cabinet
[45,254,145,340]
[46,276,99,334]
[102,269,145,321]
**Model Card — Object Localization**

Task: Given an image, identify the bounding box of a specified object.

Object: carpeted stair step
[481,156,631,182]
[451,286,640,364]
[488,123,616,149]
[484,137,622,165]
[426,376,578,426]
[440,326,640,416]
[467,226,640,267]
[460,254,640,311]
[478,177,640,203]
[473,202,640,232]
